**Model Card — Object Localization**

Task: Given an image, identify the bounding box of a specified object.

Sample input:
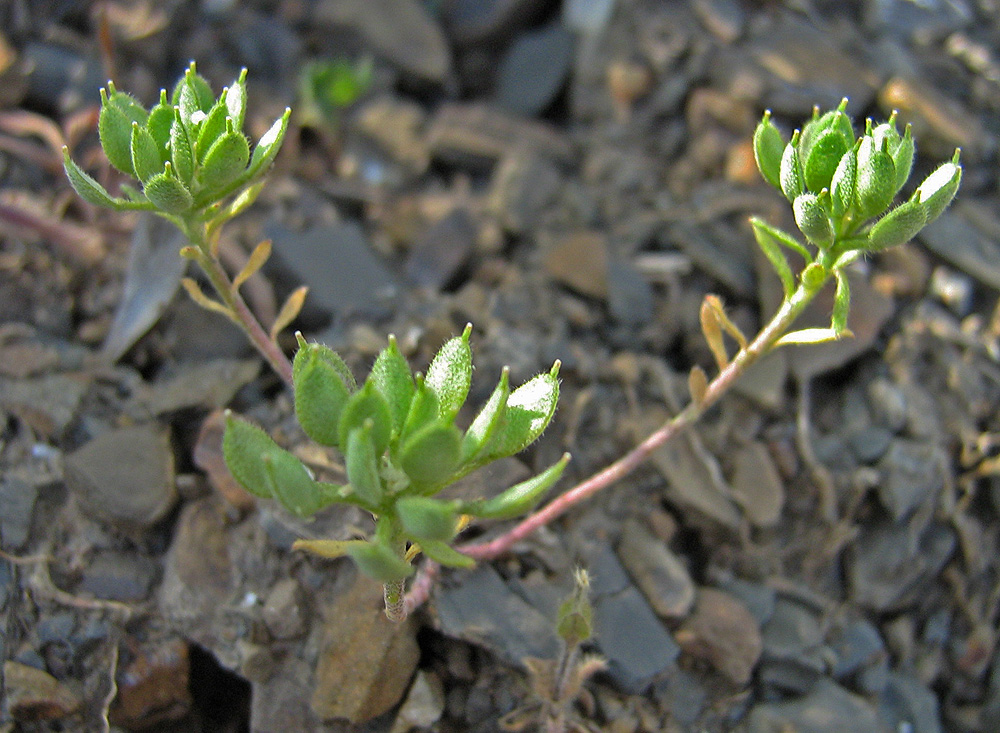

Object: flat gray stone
[747,678,890,733]
[495,22,574,117]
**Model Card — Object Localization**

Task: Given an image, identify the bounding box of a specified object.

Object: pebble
[64,424,177,533]
[746,677,887,733]
[355,96,430,172]
[495,22,574,117]
[876,439,945,521]
[847,521,955,613]
[76,550,159,602]
[313,0,451,83]
[138,358,260,415]
[405,208,476,290]
[310,576,420,723]
[607,257,654,326]
[0,373,88,440]
[830,619,888,681]
[918,209,1000,291]
[759,598,826,694]
[489,151,564,235]
[729,441,784,528]
[692,0,746,42]
[617,518,695,619]
[389,670,446,732]
[442,0,548,45]
[261,578,307,640]
[3,660,80,722]
[266,221,399,319]
[675,587,763,686]
[563,0,616,34]
[848,426,894,465]
[109,638,191,729]
[542,230,609,300]
[880,670,942,733]
[0,475,38,549]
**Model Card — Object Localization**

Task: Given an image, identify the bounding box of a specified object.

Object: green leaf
[293,341,353,446]
[891,125,915,195]
[462,453,570,519]
[748,217,811,262]
[914,154,962,225]
[99,89,145,176]
[169,108,195,183]
[867,198,926,251]
[196,97,230,161]
[396,496,457,542]
[225,68,248,130]
[347,540,413,582]
[261,449,329,517]
[143,166,194,213]
[370,335,415,434]
[198,119,250,197]
[832,269,850,335]
[418,540,475,568]
[400,421,461,490]
[146,90,174,158]
[750,217,795,299]
[245,108,291,181]
[461,367,510,463]
[792,191,834,248]
[803,129,849,194]
[774,327,849,347]
[176,63,215,130]
[779,132,803,202]
[401,376,440,440]
[130,122,162,182]
[338,380,393,455]
[753,110,784,190]
[345,422,384,507]
[424,324,473,420]
[830,146,857,225]
[484,364,560,460]
[63,148,120,209]
[222,412,280,498]
[293,334,356,389]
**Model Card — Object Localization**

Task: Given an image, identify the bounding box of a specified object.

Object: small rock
[0,373,88,439]
[879,671,942,733]
[65,424,177,533]
[0,476,39,549]
[390,670,446,732]
[830,619,887,680]
[730,441,784,528]
[76,550,158,602]
[607,257,654,326]
[562,0,616,34]
[661,221,754,297]
[434,564,559,665]
[543,231,609,300]
[440,0,548,45]
[918,208,1000,291]
[876,439,945,521]
[617,518,695,619]
[692,0,746,42]
[267,221,399,320]
[848,426,894,465]
[109,638,191,729]
[759,598,826,693]
[405,208,476,290]
[311,576,420,723]
[3,660,80,722]
[675,587,763,686]
[356,96,430,171]
[138,359,260,415]
[262,578,306,640]
[746,678,888,733]
[495,22,574,117]
[313,0,451,82]
[489,151,563,235]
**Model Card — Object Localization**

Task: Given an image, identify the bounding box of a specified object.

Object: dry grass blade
[232,239,271,292]
[180,277,237,321]
[700,296,728,370]
[270,285,308,342]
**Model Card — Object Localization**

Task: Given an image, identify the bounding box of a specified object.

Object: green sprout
[296,57,373,135]
[224,327,565,619]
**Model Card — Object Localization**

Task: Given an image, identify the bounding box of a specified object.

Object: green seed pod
[424,324,473,421]
[400,421,461,490]
[174,63,215,128]
[396,496,457,542]
[914,154,962,225]
[146,89,174,157]
[62,148,119,209]
[293,342,353,446]
[222,412,282,498]
[130,122,162,183]
[370,335,415,434]
[800,262,828,291]
[143,164,194,213]
[461,368,510,463]
[753,110,784,191]
[803,129,850,193]
[338,380,393,455]
[830,146,857,224]
[867,198,926,251]
[779,132,804,203]
[198,119,250,196]
[854,137,897,221]
[462,453,570,520]
[484,363,561,460]
[345,422,383,507]
[347,539,413,582]
[792,192,834,248]
[99,87,148,176]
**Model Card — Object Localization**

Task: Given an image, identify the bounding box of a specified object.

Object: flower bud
[914,152,962,225]
[793,191,834,248]
[867,198,926,251]
[753,110,784,191]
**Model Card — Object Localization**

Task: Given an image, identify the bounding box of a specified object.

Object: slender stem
[459,280,823,561]
[184,219,294,385]
[384,579,406,621]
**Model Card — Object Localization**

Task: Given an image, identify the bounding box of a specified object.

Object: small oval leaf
[338,381,393,454]
[461,367,510,463]
[345,422,383,507]
[222,412,280,498]
[370,335,415,434]
[400,421,461,490]
[484,363,560,460]
[347,540,413,583]
[144,168,194,213]
[424,325,472,420]
[463,453,570,519]
[294,342,352,447]
[396,496,457,542]
[131,122,162,182]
